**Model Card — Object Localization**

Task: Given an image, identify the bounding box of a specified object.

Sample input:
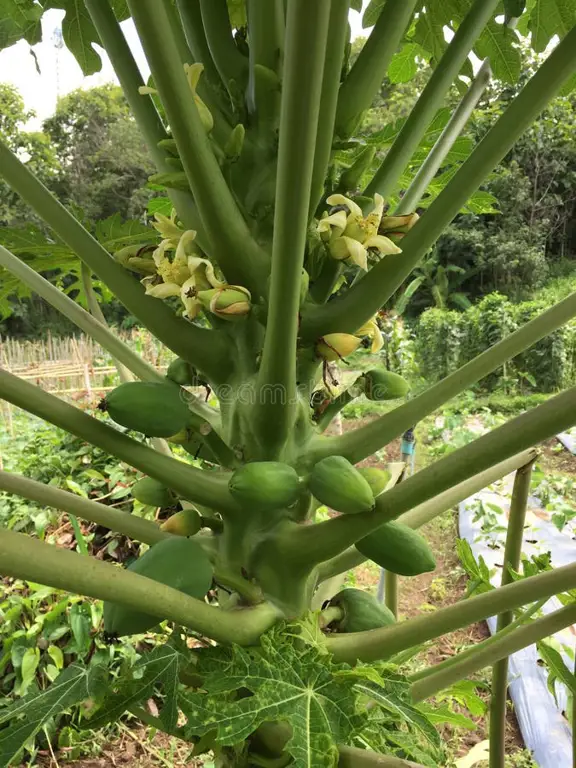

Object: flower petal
[144,282,181,299]
[317,210,348,236]
[330,236,369,270]
[364,234,403,255]
[326,194,363,218]
[371,329,384,353]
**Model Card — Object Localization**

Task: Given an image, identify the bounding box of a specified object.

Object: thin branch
[396,58,492,214]
[325,560,576,664]
[84,0,203,236]
[128,0,268,297]
[309,0,352,216]
[307,290,576,465]
[0,470,167,546]
[300,25,576,341]
[247,0,285,113]
[199,0,248,89]
[366,0,500,200]
[0,528,279,646]
[411,602,576,702]
[0,247,152,383]
[253,0,331,456]
[335,0,419,138]
[0,369,238,515]
[489,458,536,768]
[282,386,576,570]
[0,140,228,381]
[175,0,226,101]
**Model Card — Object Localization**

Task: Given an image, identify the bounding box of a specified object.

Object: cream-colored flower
[152,211,183,243]
[184,63,214,133]
[142,279,182,299]
[318,194,402,270]
[355,317,383,354]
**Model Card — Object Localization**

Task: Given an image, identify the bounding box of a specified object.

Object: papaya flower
[317,193,402,271]
[355,316,384,354]
[139,62,213,133]
[379,212,419,241]
[152,210,183,243]
[180,257,225,319]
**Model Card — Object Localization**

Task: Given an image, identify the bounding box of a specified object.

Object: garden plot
[459,463,576,768]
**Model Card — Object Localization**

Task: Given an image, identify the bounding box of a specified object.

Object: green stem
[128,0,268,297]
[0,470,168,546]
[199,0,248,89]
[285,387,576,570]
[384,571,398,618]
[247,0,284,111]
[0,528,279,645]
[396,58,492,214]
[83,0,203,235]
[175,0,226,100]
[129,706,186,739]
[254,0,331,456]
[409,599,546,683]
[411,602,576,702]
[0,369,238,515]
[489,459,535,768]
[309,260,343,304]
[316,387,359,432]
[309,0,352,216]
[301,27,576,340]
[334,0,419,138]
[310,291,576,464]
[0,140,227,380]
[326,560,576,664]
[366,0,499,200]
[338,745,426,768]
[0,246,155,383]
[398,449,538,530]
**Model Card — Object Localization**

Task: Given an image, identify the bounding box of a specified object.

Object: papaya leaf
[528,0,576,53]
[0,663,106,768]
[366,108,452,147]
[412,6,448,62]
[417,702,475,730]
[475,22,521,83]
[350,0,363,12]
[86,644,184,733]
[388,43,422,84]
[349,677,441,750]
[43,0,102,75]
[0,0,43,49]
[94,214,156,252]
[180,635,365,768]
[362,0,386,29]
[537,640,576,695]
[504,0,527,16]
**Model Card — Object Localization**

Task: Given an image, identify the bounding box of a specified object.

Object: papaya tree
[1,1,576,766]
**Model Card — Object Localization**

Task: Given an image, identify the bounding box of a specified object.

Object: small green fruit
[357,467,391,497]
[166,358,202,387]
[329,588,396,632]
[229,461,302,512]
[99,381,190,437]
[103,538,213,637]
[362,370,410,401]
[356,521,436,576]
[161,509,202,536]
[308,456,375,514]
[132,477,177,508]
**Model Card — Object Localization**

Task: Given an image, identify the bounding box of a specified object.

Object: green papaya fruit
[357,467,391,497]
[161,508,202,537]
[132,477,177,508]
[99,381,190,437]
[229,461,302,512]
[166,358,203,387]
[356,521,436,576]
[329,588,396,632]
[362,370,410,401]
[104,537,213,637]
[308,456,375,514]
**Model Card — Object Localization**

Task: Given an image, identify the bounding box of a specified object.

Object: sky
[0,4,371,130]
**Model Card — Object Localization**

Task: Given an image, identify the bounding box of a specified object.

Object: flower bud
[316,333,361,362]
[197,286,251,320]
